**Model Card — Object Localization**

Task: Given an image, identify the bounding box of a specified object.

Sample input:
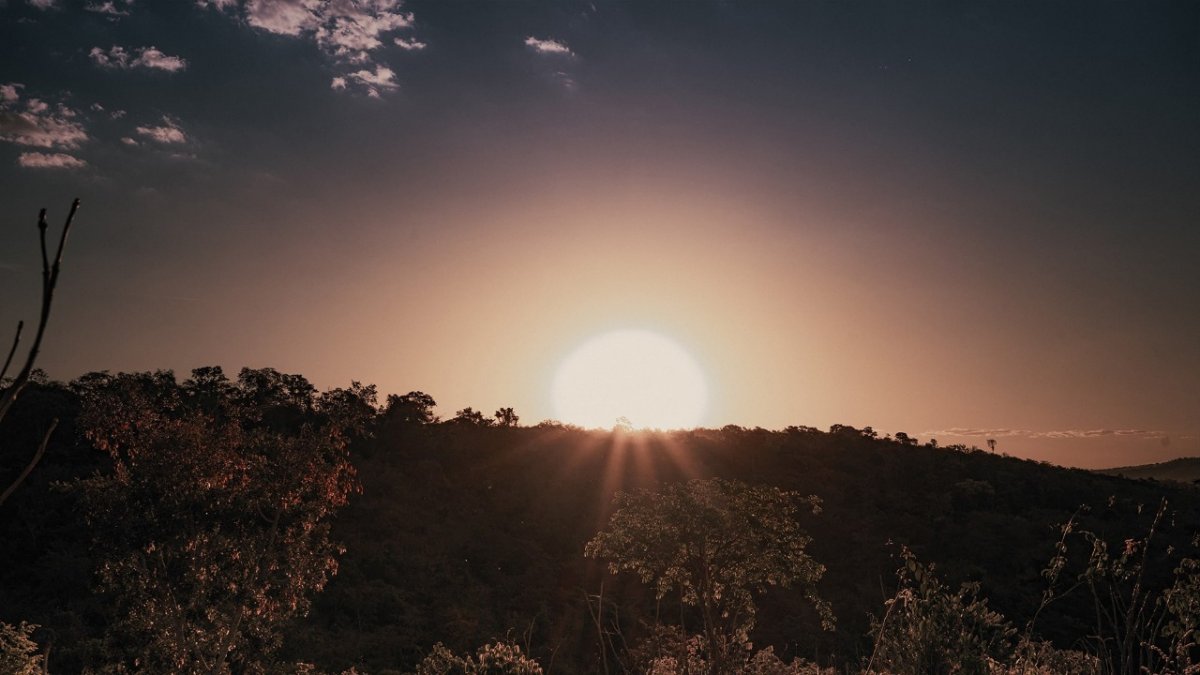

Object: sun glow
[551,329,708,430]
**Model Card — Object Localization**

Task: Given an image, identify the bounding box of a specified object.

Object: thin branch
[0,199,79,509]
[38,208,49,284]
[0,321,22,383]
[0,418,57,508]
[0,199,80,423]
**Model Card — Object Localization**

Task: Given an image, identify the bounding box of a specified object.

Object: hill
[283,423,1200,672]
[1096,457,1200,484]
[3,373,1200,673]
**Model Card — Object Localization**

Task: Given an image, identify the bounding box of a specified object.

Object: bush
[868,548,1015,675]
[0,621,44,675]
[413,641,542,675]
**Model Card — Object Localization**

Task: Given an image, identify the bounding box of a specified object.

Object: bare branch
[0,320,22,383]
[52,199,80,280]
[38,208,49,284]
[0,199,80,423]
[0,418,57,508]
[0,199,80,508]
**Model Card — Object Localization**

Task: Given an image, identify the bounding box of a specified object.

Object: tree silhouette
[494,407,519,427]
[382,391,438,426]
[451,407,493,426]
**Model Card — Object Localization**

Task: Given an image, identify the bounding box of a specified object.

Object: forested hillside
[3,369,1199,673]
[1097,458,1200,484]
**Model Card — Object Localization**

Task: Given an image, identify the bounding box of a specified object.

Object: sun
[551,329,708,430]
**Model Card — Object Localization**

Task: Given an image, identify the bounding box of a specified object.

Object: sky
[0,0,1197,469]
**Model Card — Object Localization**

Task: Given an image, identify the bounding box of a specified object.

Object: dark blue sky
[1,1,1197,467]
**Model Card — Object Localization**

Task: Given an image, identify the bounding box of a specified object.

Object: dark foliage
[4,374,1200,673]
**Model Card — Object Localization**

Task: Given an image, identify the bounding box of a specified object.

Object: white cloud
[90,45,129,67]
[330,76,347,90]
[245,0,321,36]
[28,0,59,9]
[316,4,413,62]
[394,37,425,51]
[0,90,87,149]
[17,152,86,169]
[524,36,572,56]
[120,136,138,146]
[0,83,22,103]
[206,0,419,96]
[133,47,187,71]
[346,64,396,97]
[135,116,187,144]
[90,45,187,72]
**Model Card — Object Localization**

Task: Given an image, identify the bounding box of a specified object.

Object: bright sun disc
[552,329,707,429]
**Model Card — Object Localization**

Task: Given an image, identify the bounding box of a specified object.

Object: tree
[494,407,519,427]
[0,199,79,507]
[585,478,833,674]
[236,367,317,432]
[316,380,379,441]
[69,371,359,674]
[451,407,493,427]
[381,391,438,426]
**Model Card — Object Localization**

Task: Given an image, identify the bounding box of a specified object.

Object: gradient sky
[1,1,1197,468]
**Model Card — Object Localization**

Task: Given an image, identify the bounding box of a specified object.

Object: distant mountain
[1096,457,1200,483]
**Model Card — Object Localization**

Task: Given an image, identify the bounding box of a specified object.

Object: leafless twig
[0,199,80,507]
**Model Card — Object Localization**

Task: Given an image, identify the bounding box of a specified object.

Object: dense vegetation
[4,367,1200,673]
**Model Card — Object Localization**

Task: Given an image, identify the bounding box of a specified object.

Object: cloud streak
[90,46,188,72]
[17,151,87,169]
[394,37,425,51]
[85,1,132,16]
[524,36,572,56]
[135,116,187,144]
[924,427,1177,441]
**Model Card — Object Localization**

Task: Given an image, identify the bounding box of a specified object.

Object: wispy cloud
[90,45,188,72]
[135,116,187,144]
[346,64,397,97]
[29,0,60,9]
[84,1,132,16]
[90,102,127,119]
[524,36,573,56]
[0,83,88,149]
[924,427,1176,441]
[394,37,425,51]
[17,151,86,169]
